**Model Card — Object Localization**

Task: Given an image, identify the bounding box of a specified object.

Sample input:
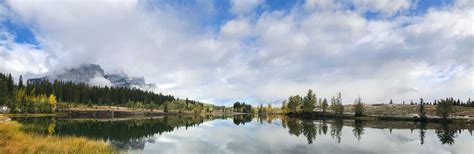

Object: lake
[13,115,473,153]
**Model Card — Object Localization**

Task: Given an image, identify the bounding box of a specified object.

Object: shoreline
[285,111,474,123]
[3,109,250,119]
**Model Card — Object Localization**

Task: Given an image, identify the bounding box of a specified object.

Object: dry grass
[0,114,7,121]
[0,121,114,154]
[343,104,474,117]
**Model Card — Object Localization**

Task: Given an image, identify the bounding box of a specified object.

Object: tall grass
[0,114,7,121]
[0,121,114,153]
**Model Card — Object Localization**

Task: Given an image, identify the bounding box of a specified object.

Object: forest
[0,73,210,114]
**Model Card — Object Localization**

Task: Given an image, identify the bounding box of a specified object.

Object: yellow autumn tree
[48,94,57,109]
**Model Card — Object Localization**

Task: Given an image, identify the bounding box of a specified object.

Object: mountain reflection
[13,115,473,151]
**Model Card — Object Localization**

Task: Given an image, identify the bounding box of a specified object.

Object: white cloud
[353,0,414,17]
[88,74,112,87]
[0,31,49,78]
[220,19,252,40]
[1,0,472,105]
[230,0,265,15]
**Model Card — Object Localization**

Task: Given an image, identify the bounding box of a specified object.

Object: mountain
[27,64,156,89]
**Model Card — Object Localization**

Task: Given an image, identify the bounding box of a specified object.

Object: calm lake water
[13,115,474,154]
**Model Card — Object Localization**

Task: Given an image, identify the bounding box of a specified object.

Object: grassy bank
[6,113,59,118]
[287,104,474,123]
[0,114,8,121]
[343,104,474,117]
[0,121,114,153]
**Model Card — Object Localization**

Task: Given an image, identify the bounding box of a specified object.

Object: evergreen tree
[6,74,14,98]
[233,102,241,112]
[18,75,24,89]
[288,95,302,113]
[0,78,8,106]
[321,98,328,113]
[418,98,427,120]
[302,89,316,112]
[437,98,453,120]
[333,92,344,115]
[163,102,169,113]
[318,98,322,109]
[353,97,364,117]
[389,99,393,104]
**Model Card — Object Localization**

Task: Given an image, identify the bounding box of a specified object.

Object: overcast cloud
[0,0,472,105]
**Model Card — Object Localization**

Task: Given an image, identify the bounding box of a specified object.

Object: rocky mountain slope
[28,64,156,89]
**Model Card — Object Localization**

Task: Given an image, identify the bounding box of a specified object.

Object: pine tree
[163,102,169,113]
[354,97,364,117]
[18,75,24,89]
[418,98,426,120]
[437,98,453,120]
[389,99,393,104]
[333,92,344,115]
[303,89,316,112]
[0,78,8,106]
[322,98,328,113]
[7,74,14,98]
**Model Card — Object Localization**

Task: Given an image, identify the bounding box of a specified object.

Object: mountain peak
[28,64,156,90]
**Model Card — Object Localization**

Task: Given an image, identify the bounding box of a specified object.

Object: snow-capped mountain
[28,64,156,89]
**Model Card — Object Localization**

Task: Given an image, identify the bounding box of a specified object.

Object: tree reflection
[418,122,427,145]
[287,118,302,137]
[302,120,317,144]
[13,115,469,149]
[352,120,364,141]
[16,116,206,147]
[330,120,343,143]
[233,115,253,125]
[436,123,456,145]
[281,116,288,128]
[318,120,328,135]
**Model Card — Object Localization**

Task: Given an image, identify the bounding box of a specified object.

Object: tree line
[280,89,472,120]
[232,102,252,113]
[282,89,345,115]
[395,97,473,107]
[0,72,208,113]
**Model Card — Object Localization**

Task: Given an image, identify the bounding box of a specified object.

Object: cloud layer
[0,0,472,105]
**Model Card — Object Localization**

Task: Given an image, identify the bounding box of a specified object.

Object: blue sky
[0,0,472,105]
[1,0,455,47]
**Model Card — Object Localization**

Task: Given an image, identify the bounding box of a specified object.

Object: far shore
[3,104,473,123]
[284,104,474,123]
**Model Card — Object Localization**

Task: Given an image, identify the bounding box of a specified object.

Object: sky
[0,0,472,106]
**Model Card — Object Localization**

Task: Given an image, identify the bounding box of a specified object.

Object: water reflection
[436,122,456,145]
[352,120,364,141]
[12,115,474,153]
[233,115,252,125]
